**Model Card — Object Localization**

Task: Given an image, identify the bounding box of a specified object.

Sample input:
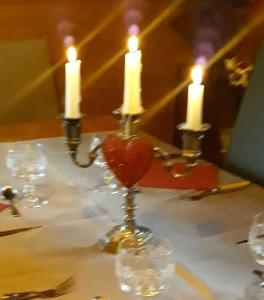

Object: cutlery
[1,186,20,217]
[236,234,264,245]
[189,180,251,201]
[0,226,42,237]
[2,276,74,299]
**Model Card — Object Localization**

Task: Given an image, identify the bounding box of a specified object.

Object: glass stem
[21,177,40,208]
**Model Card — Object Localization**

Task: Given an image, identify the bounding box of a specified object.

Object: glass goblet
[6,142,47,208]
[115,235,174,298]
[247,212,264,299]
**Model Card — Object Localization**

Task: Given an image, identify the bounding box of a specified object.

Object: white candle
[122,35,144,115]
[186,65,204,130]
[65,46,81,119]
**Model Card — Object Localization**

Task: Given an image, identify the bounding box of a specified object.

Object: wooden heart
[102,135,153,188]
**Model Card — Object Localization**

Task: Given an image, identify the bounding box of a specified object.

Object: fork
[2,276,75,299]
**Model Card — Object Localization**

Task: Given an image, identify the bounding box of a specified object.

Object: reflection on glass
[89,135,121,194]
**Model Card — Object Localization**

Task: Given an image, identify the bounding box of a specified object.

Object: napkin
[138,159,218,190]
[175,263,216,300]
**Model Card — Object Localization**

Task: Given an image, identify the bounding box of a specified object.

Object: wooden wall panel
[0,1,263,144]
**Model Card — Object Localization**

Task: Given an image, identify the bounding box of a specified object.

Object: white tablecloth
[0,134,263,300]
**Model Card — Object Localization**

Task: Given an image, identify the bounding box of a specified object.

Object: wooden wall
[0,0,263,145]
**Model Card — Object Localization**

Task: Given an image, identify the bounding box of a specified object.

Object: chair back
[0,39,57,125]
[225,42,264,185]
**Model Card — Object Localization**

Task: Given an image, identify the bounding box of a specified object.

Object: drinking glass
[89,135,120,194]
[115,235,174,298]
[6,142,47,208]
[247,212,264,299]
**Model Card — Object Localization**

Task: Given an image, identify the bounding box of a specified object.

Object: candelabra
[63,111,152,254]
[63,113,210,254]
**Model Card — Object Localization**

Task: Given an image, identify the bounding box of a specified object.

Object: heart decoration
[102,135,154,188]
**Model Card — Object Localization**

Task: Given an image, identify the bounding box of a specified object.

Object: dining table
[0,132,263,300]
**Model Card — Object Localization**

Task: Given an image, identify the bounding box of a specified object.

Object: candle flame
[67,47,77,62]
[191,65,203,84]
[128,35,138,52]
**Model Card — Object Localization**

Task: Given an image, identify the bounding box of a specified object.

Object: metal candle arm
[155,123,211,178]
[63,118,101,168]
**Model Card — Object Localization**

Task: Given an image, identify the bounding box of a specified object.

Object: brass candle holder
[63,112,210,254]
[63,110,152,254]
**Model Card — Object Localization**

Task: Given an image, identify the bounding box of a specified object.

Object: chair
[225,41,264,185]
[0,39,58,126]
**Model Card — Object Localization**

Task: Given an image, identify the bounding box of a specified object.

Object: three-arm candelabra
[63,111,210,254]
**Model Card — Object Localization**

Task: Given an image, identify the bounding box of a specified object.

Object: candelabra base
[97,224,152,254]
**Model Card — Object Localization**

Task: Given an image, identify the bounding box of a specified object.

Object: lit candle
[65,46,81,119]
[122,35,144,115]
[186,65,204,130]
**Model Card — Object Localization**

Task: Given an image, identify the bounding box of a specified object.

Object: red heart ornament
[102,135,153,188]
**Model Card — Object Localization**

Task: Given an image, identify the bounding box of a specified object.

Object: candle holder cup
[179,123,211,166]
[156,123,211,178]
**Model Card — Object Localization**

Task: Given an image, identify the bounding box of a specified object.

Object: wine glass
[115,235,174,298]
[89,135,120,194]
[247,212,264,299]
[6,142,47,208]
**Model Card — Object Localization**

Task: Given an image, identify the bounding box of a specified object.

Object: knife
[0,226,42,237]
[190,180,251,201]
[236,234,264,245]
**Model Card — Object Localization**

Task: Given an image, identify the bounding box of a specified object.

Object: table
[0,133,263,300]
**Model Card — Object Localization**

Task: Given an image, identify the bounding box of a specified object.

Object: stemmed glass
[89,135,120,194]
[247,212,264,299]
[6,142,47,208]
[115,235,174,299]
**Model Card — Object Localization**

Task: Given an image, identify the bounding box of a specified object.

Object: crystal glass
[89,135,120,194]
[247,212,264,299]
[6,142,47,208]
[116,235,174,298]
